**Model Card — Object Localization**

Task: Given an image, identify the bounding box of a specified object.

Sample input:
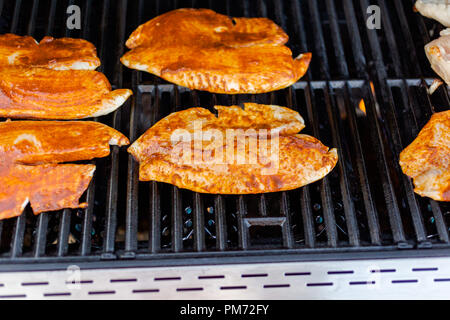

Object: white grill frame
[1,256,450,299]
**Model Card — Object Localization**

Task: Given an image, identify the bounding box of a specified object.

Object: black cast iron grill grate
[0,0,449,268]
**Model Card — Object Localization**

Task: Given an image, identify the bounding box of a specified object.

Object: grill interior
[0,0,449,268]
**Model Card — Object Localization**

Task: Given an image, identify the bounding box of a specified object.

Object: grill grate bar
[189,91,206,252]
[256,0,267,18]
[378,0,403,78]
[280,192,294,248]
[9,0,21,34]
[272,0,286,31]
[305,83,338,247]
[82,0,93,39]
[170,86,184,253]
[288,87,315,248]
[342,0,367,78]
[149,182,161,253]
[291,0,308,54]
[97,0,110,74]
[299,187,315,247]
[258,195,268,218]
[42,0,54,38]
[358,0,387,78]
[312,1,362,245]
[148,87,161,253]
[214,195,227,251]
[430,201,449,243]
[124,142,139,255]
[57,209,71,257]
[33,212,49,258]
[325,0,350,77]
[46,0,57,36]
[364,84,407,244]
[10,211,26,258]
[238,196,249,250]
[392,0,423,77]
[26,0,39,36]
[323,85,360,246]
[193,193,205,252]
[112,0,127,85]
[103,142,120,256]
[123,73,140,256]
[207,94,228,251]
[293,1,338,246]
[359,0,413,245]
[171,187,183,252]
[341,86,381,244]
[308,0,330,79]
[80,177,96,256]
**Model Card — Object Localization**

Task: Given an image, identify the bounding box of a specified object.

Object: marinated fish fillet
[128,103,338,194]
[399,110,450,201]
[415,0,450,27]
[0,33,100,70]
[0,66,132,119]
[425,29,450,84]
[0,120,130,164]
[0,164,95,220]
[0,120,130,220]
[121,8,311,94]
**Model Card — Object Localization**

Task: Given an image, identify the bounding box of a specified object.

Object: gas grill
[0,0,449,299]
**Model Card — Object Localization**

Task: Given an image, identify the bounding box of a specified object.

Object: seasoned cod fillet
[0,66,132,119]
[0,33,100,70]
[0,120,130,220]
[128,103,338,194]
[399,110,450,201]
[415,0,450,27]
[0,120,130,164]
[425,29,450,84]
[121,8,311,94]
[0,164,96,220]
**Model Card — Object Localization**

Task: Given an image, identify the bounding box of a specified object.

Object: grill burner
[0,0,449,270]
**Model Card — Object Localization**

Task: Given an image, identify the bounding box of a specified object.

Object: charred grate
[0,0,448,269]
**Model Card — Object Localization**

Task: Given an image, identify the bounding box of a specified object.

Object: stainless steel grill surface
[0,0,449,299]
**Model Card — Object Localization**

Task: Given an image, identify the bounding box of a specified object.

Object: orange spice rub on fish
[399,110,450,201]
[128,103,338,194]
[0,66,132,119]
[0,120,130,164]
[121,8,311,94]
[0,120,130,220]
[0,164,96,220]
[0,33,101,70]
